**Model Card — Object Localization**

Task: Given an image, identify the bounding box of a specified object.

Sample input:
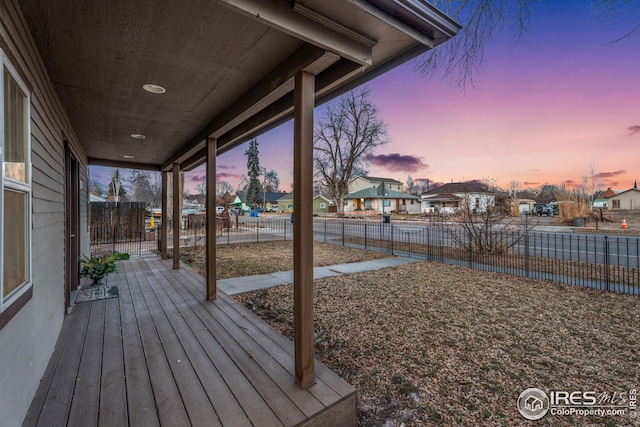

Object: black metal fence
[319,219,640,296]
[89,214,640,296]
[90,216,294,257]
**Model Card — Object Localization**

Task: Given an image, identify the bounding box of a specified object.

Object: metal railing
[318,219,640,296]
[90,216,640,296]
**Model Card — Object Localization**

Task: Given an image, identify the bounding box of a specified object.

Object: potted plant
[80,252,130,285]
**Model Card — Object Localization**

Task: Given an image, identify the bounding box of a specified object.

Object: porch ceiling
[17,0,459,171]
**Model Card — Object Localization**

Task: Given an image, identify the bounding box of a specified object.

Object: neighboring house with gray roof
[348,176,404,193]
[421,182,495,214]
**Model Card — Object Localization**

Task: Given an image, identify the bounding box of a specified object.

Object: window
[1,51,31,320]
[612,200,620,209]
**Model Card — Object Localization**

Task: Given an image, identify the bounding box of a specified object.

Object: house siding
[609,190,640,210]
[0,1,88,425]
[348,176,403,193]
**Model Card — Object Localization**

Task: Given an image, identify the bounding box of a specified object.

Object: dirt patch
[234,261,640,426]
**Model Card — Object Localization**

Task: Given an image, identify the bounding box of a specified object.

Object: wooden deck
[23,257,356,427]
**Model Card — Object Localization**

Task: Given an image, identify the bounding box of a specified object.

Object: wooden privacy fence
[90,202,156,256]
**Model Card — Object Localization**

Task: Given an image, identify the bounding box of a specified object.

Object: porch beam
[172,163,181,269]
[206,138,217,300]
[293,70,315,389]
[161,171,169,259]
[217,0,372,66]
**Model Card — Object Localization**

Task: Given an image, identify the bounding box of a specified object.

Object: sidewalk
[217,256,419,295]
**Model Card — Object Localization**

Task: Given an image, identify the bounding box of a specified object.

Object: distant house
[421,182,495,214]
[593,187,618,208]
[232,191,286,211]
[608,183,640,210]
[90,193,107,203]
[343,184,421,214]
[277,193,332,213]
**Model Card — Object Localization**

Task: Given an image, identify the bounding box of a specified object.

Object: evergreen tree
[245,139,261,207]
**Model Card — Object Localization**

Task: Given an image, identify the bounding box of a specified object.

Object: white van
[216,206,225,214]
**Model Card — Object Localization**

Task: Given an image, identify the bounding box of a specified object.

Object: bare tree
[128,170,158,207]
[583,161,604,208]
[414,0,538,90]
[508,180,523,198]
[89,179,104,195]
[216,181,234,196]
[194,183,206,197]
[108,169,126,203]
[413,178,432,194]
[405,175,415,194]
[314,86,389,210]
[448,179,538,254]
[260,168,280,193]
[590,0,640,42]
[414,0,638,90]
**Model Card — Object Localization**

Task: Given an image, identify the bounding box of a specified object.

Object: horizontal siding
[0,1,89,426]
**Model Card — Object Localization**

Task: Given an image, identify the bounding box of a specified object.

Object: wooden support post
[206,137,217,300]
[161,171,169,259]
[172,163,181,269]
[293,70,315,389]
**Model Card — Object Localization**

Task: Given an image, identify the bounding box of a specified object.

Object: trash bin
[573,217,585,227]
[290,212,294,224]
[383,214,391,224]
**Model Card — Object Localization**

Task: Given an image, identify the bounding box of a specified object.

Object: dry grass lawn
[180,240,392,279]
[185,241,640,426]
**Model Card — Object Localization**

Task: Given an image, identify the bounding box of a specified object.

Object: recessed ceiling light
[123,155,135,159]
[143,83,166,94]
[131,134,146,139]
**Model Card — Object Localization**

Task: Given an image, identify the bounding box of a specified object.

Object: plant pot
[92,274,106,285]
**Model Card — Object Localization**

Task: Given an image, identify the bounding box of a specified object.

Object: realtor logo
[518,388,550,420]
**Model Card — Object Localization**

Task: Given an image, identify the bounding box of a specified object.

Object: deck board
[23,256,356,427]
[35,302,91,427]
[98,296,128,427]
[67,300,105,426]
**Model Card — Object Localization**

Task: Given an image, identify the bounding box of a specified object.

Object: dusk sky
[91,1,640,195]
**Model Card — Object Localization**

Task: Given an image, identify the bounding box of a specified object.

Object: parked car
[230,206,244,215]
[533,203,556,216]
[215,206,225,214]
[267,206,278,212]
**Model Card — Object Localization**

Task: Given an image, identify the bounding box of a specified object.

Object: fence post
[390,224,394,255]
[524,232,530,278]
[364,220,367,250]
[324,220,326,243]
[468,229,474,269]
[342,220,345,246]
[256,219,259,243]
[604,235,610,291]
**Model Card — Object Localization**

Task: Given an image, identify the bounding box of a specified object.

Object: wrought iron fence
[89,214,640,296]
[90,216,294,257]
[318,219,640,296]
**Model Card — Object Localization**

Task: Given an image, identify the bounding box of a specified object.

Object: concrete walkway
[218,256,419,295]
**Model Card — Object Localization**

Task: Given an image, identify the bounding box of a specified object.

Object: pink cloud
[628,125,640,136]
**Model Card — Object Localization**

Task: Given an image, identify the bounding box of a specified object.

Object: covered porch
[23,257,355,427]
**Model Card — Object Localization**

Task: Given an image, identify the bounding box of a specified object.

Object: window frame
[0,49,32,315]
